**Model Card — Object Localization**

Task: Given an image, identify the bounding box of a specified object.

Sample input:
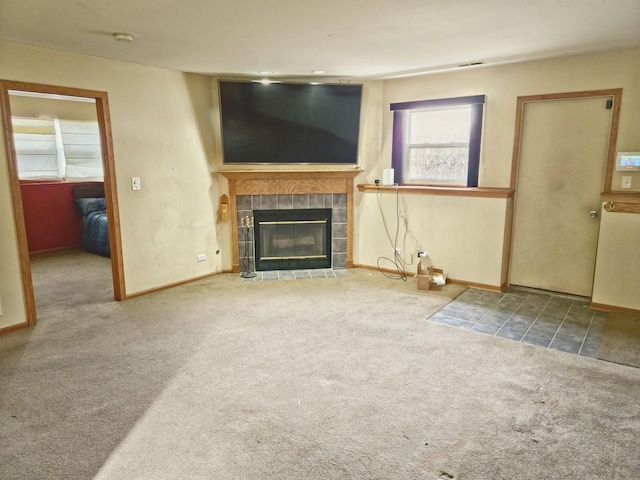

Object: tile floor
[428,287,608,357]
[239,269,349,282]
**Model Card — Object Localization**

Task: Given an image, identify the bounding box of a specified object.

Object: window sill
[357,184,514,199]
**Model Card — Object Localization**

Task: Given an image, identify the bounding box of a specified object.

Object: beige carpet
[597,312,640,368]
[1,252,639,480]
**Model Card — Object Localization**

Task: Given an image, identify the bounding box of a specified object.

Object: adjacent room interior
[1,1,639,479]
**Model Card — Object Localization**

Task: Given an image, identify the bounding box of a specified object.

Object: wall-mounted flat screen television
[218,80,362,165]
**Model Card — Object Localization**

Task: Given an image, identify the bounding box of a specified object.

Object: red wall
[20,182,98,253]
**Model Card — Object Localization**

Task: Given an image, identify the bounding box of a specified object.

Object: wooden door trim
[0,80,125,329]
[0,84,36,325]
[504,88,622,294]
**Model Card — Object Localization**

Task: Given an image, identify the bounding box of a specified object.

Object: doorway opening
[0,80,125,333]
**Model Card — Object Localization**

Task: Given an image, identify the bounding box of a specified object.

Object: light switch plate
[622,176,632,189]
[131,177,141,191]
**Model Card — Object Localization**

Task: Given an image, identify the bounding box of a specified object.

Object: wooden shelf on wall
[357,183,514,199]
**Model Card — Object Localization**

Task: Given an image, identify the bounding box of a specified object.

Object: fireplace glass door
[254,209,332,271]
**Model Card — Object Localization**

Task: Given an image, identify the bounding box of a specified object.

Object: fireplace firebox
[254,209,332,271]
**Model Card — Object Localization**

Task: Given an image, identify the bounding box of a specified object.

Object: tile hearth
[238,269,349,282]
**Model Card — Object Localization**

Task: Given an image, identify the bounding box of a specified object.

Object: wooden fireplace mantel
[218,169,363,273]
[219,168,363,195]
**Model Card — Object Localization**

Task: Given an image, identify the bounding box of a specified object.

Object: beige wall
[356,48,640,302]
[378,48,640,189]
[592,205,640,310]
[0,40,222,328]
[356,192,507,286]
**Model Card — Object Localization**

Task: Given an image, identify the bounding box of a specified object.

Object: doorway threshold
[508,285,590,302]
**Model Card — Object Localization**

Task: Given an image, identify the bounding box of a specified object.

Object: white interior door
[510,96,612,297]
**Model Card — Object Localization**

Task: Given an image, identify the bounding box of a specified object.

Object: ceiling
[2,0,640,80]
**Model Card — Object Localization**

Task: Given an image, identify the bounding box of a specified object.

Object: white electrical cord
[376,185,407,280]
[376,184,427,281]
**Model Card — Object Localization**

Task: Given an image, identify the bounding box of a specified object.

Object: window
[12,118,60,179]
[12,117,104,181]
[391,95,485,187]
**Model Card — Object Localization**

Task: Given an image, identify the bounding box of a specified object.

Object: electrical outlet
[417,251,427,258]
[622,176,632,189]
[197,253,206,262]
[394,247,402,255]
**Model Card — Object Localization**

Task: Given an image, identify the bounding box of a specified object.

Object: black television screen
[219,80,362,164]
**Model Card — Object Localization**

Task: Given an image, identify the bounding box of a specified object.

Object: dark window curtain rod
[390,95,486,111]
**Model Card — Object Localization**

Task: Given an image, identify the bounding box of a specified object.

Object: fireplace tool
[240,215,257,278]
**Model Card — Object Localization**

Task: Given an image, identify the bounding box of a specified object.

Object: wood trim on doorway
[504,88,623,294]
[0,84,36,326]
[0,80,125,329]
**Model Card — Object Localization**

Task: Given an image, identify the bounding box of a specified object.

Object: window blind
[12,117,104,181]
[59,120,103,181]
[12,118,62,180]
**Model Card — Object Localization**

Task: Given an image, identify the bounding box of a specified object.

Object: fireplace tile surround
[219,169,361,274]
[237,193,347,271]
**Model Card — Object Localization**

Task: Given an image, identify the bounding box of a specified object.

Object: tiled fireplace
[237,194,346,272]
[219,169,361,274]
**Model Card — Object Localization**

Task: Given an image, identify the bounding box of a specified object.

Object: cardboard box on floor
[417,261,447,291]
